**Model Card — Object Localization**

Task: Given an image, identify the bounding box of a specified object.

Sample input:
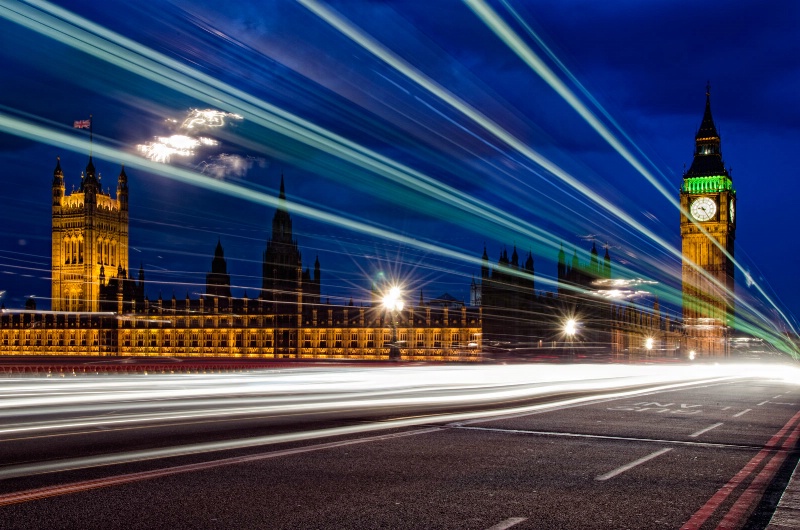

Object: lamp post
[564,318,577,360]
[382,286,403,361]
[645,337,654,357]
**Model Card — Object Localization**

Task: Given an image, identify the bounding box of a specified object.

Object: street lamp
[645,337,654,353]
[564,318,578,359]
[382,286,404,361]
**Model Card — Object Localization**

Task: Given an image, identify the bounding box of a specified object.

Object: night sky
[1,0,798,338]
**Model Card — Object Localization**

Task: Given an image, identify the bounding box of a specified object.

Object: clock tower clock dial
[690,197,716,221]
[679,86,736,357]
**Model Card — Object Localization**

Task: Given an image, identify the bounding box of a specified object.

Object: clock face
[690,197,716,221]
[730,199,735,222]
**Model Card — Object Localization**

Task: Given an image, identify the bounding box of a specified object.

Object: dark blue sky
[1,0,798,335]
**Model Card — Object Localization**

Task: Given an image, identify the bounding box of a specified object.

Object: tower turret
[52,157,65,206]
[117,165,128,211]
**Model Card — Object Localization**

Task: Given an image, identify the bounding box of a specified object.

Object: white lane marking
[722,407,731,411]
[595,448,672,481]
[486,517,527,530]
[757,400,769,406]
[773,395,783,399]
[455,425,753,450]
[690,422,724,438]
[733,409,752,418]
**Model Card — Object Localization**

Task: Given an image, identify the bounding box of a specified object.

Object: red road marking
[717,416,800,528]
[0,427,441,507]
[681,409,800,529]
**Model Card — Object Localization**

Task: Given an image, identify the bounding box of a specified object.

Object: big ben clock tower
[680,86,736,357]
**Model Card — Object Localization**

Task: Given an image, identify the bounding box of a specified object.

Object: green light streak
[0,1,794,354]
[461,0,797,344]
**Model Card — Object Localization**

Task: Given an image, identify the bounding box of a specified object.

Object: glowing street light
[382,286,404,313]
[383,286,404,361]
[645,337,654,351]
[563,318,578,359]
[564,318,577,337]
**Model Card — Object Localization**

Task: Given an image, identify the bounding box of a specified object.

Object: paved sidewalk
[767,461,800,529]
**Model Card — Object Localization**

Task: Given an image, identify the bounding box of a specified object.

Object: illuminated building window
[319,335,327,348]
[350,332,358,348]
[366,332,374,348]
[434,332,442,348]
[249,334,257,347]
[416,332,424,348]
[335,332,342,348]
[304,333,311,348]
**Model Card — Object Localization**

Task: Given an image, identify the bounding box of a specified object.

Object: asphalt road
[0,363,798,529]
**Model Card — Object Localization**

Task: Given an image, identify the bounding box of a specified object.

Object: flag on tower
[73,119,91,129]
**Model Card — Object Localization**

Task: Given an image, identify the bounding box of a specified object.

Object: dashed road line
[758,400,770,406]
[690,422,724,438]
[486,517,528,530]
[595,448,672,481]
[733,408,752,418]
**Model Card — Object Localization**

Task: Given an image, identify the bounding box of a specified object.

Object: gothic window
[111,243,115,266]
[417,332,424,348]
[98,241,102,264]
[350,332,358,348]
[335,332,342,348]
[434,332,442,348]
[366,332,374,348]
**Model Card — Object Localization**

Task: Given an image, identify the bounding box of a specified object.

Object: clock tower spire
[680,85,736,357]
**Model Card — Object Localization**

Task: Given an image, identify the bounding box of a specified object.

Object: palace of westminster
[0,92,737,360]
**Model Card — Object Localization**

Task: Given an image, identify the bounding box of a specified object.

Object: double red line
[682,409,800,529]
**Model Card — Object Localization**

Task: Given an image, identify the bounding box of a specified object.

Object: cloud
[198,153,267,180]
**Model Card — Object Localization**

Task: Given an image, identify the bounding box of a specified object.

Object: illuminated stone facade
[51,157,133,312]
[680,88,736,357]
[1,165,481,361]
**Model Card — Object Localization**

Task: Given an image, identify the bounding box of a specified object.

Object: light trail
[0,363,789,480]
[294,0,795,353]
[0,1,794,354]
[462,0,798,342]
